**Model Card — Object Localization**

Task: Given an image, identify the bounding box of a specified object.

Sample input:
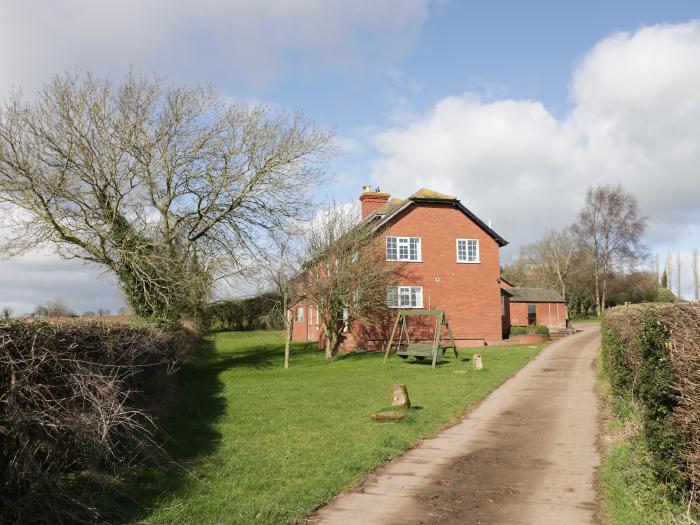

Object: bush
[202,292,283,331]
[510,325,549,336]
[531,324,549,335]
[0,319,183,523]
[602,304,700,511]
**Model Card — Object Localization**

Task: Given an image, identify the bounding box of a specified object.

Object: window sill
[457,260,480,264]
[388,305,424,309]
[386,259,423,263]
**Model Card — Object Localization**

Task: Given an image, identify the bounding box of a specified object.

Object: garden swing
[382,309,457,368]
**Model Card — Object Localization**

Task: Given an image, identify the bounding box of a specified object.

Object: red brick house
[500,279,568,330]
[291,186,510,351]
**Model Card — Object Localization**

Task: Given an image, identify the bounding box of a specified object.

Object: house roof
[500,276,514,287]
[507,287,565,303]
[410,187,457,200]
[366,187,508,247]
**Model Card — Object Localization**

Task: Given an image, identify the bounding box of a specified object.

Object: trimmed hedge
[509,325,549,336]
[0,319,185,523]
[602,304,700,510]
[531,324,549,336]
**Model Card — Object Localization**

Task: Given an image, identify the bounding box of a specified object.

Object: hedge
[509,325,549,336]
[601,304,700,510]
[0,319,187,523]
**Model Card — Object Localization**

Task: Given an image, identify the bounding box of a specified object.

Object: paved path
[311,324,601,525]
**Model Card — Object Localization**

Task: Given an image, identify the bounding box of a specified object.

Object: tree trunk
[323,325,339,359]
[594,270,602,317]
[284,320,292,369]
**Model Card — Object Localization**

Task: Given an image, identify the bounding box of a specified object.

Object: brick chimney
[359,186,390,219]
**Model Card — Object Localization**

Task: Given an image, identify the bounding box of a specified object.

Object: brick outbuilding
[505,286,568,330]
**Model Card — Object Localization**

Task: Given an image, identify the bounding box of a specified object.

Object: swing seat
[397,343,441,359]
[383,309,457,369]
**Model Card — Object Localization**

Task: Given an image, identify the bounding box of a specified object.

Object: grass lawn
[115,331,543,524]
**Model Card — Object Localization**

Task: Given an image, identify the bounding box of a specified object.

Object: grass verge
[597,352,697,525]
[111,331,542,524]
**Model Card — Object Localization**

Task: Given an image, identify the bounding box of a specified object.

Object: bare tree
[693,249,700,301]
[97,308,111,317]
[653,253,660,284]
[665,251,673,289]
[117,306,133,316]
[0,71,333,322]
[1,307,12,319]
[676,252,683,300]
[572,184,646,316]
[33,299,74,318]
[299,204,397,359]
[259,235,304,368]
[521,228,580,302]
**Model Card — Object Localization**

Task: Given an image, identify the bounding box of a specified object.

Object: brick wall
[351,202,503,349]
[509,302,568,330]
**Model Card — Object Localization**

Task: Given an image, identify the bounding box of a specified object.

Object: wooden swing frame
[382,309,457,368]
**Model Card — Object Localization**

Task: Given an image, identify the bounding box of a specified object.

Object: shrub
[601,304,700,511]
[0,319,182,523]
[510,326,527,335]
[202,292,283,331]
[531,324,549,336]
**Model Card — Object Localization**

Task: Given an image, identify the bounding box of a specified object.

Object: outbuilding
[506,286,568,330]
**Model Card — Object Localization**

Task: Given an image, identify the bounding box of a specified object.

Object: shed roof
[507,287,565,303]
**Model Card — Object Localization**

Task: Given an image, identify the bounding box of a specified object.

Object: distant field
[16,315,139,322]
[114,331,543,524]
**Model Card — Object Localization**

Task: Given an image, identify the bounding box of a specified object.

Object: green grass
[570,316,602,323]
[597,354,697,525]
[113,331,542,524]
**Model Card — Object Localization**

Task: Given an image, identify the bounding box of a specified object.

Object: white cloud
[370,21,700,257]
[0,0,431,95]
[0,252,123,315]
[0,0,432,309]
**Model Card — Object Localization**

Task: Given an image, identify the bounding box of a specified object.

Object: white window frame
[386,236,422,262]
[456,238,480,263]
[296,307,304,322]
[387,286,423,308]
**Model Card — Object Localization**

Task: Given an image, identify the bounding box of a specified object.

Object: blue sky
[1,0,699,313]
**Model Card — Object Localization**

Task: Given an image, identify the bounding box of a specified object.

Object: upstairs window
[386,236,421,261]
[387,286,423,308]
[456,239,479,263]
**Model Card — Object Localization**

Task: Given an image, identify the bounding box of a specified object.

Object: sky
[1,0,700,314]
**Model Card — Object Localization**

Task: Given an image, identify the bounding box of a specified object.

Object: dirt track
[311,324,601,525]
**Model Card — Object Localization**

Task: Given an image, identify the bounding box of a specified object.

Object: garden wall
[602,303,700,510]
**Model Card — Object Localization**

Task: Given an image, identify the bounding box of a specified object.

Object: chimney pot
[358,187,390,219]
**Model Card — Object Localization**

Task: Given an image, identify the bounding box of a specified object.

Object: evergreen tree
[661,269,668,289]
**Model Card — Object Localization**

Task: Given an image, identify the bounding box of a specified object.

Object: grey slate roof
[507,287,565,303]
